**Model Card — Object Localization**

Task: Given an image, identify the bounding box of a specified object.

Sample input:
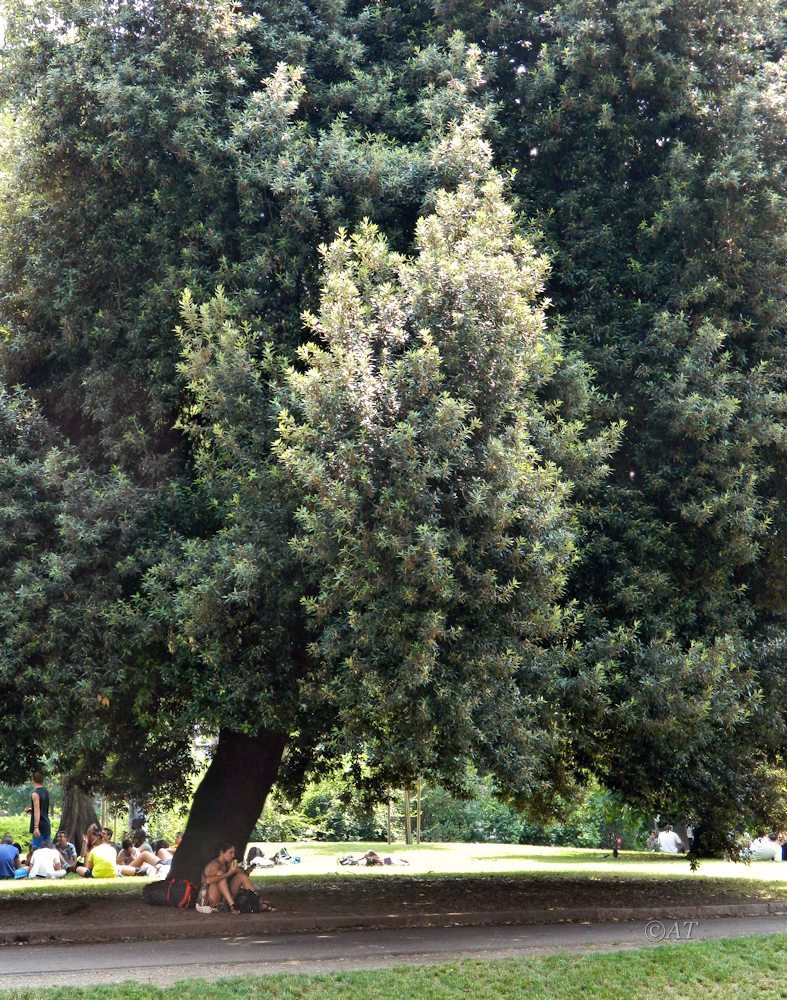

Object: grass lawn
[2,841,787,903]
[2,935,787,999]
[280,840,787,884]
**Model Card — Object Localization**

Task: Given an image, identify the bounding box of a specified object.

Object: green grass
[0,875,143,897]
[3,841,787,899]
[2,935,787,998]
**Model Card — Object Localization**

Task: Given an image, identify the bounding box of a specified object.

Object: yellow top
[88,843,117,878]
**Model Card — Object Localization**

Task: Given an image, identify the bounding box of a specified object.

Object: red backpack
[166,878,198,909]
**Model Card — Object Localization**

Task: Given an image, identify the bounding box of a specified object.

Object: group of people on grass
[736,829,787,861]
[0,825,182,880]
[0,770,183,881]
[645,823,787,860]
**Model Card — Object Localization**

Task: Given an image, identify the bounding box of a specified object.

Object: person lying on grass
[113,838,167,876]
[338,851,410,866]
[201,842,275,914]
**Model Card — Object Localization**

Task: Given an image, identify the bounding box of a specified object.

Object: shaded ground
[3,869,787,946]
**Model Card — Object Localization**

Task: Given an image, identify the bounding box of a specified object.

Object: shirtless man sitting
[201,842,275,914]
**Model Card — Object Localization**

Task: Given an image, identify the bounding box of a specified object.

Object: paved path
[1,915,786,988]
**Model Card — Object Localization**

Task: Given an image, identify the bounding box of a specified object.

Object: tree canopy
[0,0,784,869]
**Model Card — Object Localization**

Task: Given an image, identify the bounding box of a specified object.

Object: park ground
[1,841,787,999]
[3,842,787,946]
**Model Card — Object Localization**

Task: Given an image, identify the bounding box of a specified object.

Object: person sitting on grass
[749,831,782,861]
[201,842,275,914]
[132,830,153,853]
[76,834,118,878]
[116,838,138,867]
[152,839,175,864]
[117,845,167,877]
[54,830,79,873]
[0,833,26,878]
[656,825,684,854]
[80,823,104,864]
[116,836,170,876]
[245,846,274,868]
[27,839,67,879]
[101,827,118,852]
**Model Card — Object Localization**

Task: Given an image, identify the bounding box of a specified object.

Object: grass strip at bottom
[4,933,787,1000]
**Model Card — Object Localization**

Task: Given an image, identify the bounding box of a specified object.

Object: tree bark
[60,778,99,851]
[168,727,288,887]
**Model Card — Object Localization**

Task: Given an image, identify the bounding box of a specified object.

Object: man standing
[26,772,51,849]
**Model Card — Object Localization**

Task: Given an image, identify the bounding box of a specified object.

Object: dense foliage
[0,0,504,801]
[481,0,787,838]
[0,0,784,858]
[252,775,651,849]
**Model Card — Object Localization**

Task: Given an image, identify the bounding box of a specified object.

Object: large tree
[0,0,784,879]
[0,0,602,881]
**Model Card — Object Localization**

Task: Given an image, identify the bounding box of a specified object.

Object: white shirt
[749,837,781,861]
[657,830,683,854]
[28,847,65,878]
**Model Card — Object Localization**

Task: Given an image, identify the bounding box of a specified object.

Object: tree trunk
[404,788,412,845]
[168,728,287,887]
[60,779,99,851]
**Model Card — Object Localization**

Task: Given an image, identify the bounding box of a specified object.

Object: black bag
[234,887,261,913]
[142,880,169,907]
[166,879,198,909]
[142,878,198,909]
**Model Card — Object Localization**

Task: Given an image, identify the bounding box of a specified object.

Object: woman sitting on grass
[75,832,161,878]
[201,842,275,914]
